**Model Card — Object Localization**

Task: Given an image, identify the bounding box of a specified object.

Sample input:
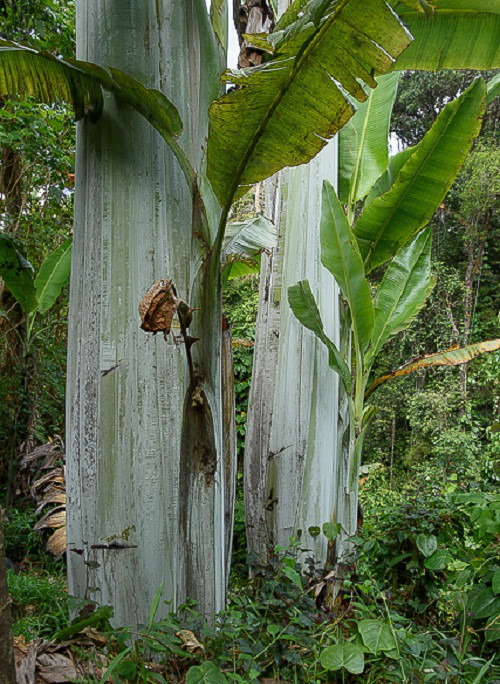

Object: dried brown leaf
[47,527,67,556]
[139,279,178,334]
[175,629,205,653]
[34,507,66,530]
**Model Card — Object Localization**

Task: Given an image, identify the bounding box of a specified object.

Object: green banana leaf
[288,280,351,392]
[207,0,411,208]
[34,238,72,314]
[320,181,374,353]
[0,41,191,183]
[0,234,37,314]
[487,72,500,103]
[364,145,416,207]
[210,0,228,51]
[392,1,500,71]
[367,339,500,397]
[369,228,434,362]
[339,72,400,204]
[354,78,486,272]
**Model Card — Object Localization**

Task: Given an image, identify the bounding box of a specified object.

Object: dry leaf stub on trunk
[139,279,178,337]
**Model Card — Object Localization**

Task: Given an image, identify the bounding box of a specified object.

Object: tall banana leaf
[288,280,351,391]
[369,228,434,362]
[354,79,486,272]
[339,72,400,204]
[391,1,500,70]
[367,339,500,396]
[207,0,411,209]
[0,234,36,314]
[34,238,72,314]
[320,181,373,353]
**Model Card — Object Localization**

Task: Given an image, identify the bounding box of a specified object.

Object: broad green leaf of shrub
[322,522,341,541]
[492,569,500,595]
[469,587,500,620]
[320,643,365,674]
[416,533,437,558]
[424,549,451,570]
[283,565,302,589]
[186,662,228,684]
[358,619,397,654]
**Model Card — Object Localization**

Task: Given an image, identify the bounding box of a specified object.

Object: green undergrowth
[73,476,498,683]
[4,467,499,681]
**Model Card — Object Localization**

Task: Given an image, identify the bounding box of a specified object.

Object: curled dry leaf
[139,278,178,335]
[175,629,205,654]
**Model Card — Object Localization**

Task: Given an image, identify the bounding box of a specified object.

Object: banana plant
[0,234,72,350]
[0,0,499,622]
[289,78,500,574]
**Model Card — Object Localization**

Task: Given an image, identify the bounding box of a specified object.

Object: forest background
[0,1,499,682]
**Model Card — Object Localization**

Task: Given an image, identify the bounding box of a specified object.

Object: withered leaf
[139,279,178,335]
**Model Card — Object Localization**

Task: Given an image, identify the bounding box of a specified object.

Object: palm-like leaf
[207,0,411,208]
[288,280,351,391]
[354,79,486,272]
[369,228,434,362]
[392,1,500,70]
[0,41,192,183]
[320,181,374,353]
[367,339,500,396]
[34,238,72,314]
[339,72,400,204]
[0,234,37,314]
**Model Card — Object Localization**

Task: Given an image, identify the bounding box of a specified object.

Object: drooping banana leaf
[391,0,500,70]
[207,0,411,208]
[354,78,486,272]
[222,216,277,256]
[366,339,500,397]
[0,234,37,314]
[34,238,72,314]
[0,41,193,185]
[368,228,434,362]
[221,215,276,283]
[338,72,400,204]
[288,279,352,392]
[320,181,374,353]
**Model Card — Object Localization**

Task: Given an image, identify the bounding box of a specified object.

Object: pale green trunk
[67,0,227,625]
[244,141,341,565]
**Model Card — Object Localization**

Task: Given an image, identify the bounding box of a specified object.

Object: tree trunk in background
[245,140,341,566]
[67,0,228,626]
[0,507,16,684]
